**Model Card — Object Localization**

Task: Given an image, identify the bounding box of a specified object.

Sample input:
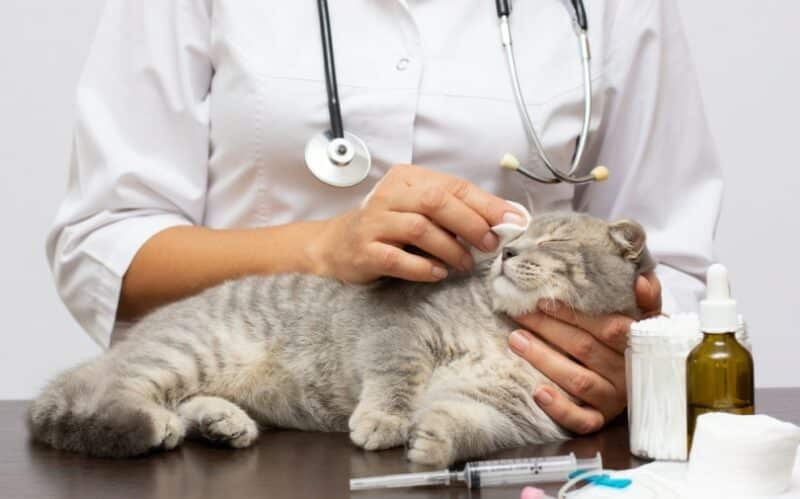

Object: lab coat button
[396,58,410,71]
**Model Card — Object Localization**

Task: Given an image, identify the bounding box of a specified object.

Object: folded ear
[609,220,657,273]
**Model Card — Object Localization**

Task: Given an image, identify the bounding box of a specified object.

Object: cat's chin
[490,276,541,317]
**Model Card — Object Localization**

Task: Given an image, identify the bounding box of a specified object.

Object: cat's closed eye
[536,238,572,246]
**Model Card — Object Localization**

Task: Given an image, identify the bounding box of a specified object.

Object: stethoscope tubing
[315,0,344,140]
[305,0,372,187]
[500,16,558,185]
[499,4,596,185]
[569,0,588,30]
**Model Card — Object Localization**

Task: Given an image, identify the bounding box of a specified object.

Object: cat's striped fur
[29,213,654,466]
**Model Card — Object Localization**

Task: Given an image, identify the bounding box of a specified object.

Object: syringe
[350,452,602,491]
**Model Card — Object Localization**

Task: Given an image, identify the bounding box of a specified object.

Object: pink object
[520,486,546,499]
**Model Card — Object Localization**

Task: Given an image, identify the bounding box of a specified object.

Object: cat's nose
[502,248,518,261]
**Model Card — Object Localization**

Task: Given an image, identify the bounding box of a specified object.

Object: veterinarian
[47,1,721,435]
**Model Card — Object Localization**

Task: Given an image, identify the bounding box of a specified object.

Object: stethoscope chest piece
[304,130,372,188]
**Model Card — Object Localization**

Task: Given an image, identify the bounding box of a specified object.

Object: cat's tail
[27,355,181,458]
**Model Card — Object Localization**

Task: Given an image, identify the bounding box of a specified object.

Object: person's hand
[309,164,524,283]
[508,272,662,434]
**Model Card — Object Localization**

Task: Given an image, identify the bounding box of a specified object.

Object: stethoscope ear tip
[499,153,521,171]
[590,166,610,182]
[500,153,610,185]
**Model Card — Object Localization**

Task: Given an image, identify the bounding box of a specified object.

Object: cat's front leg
[349,355,433,451]
[407,375,566,466]
[349,404,411,451]
[407,398,518,467]
[177,396,259,448]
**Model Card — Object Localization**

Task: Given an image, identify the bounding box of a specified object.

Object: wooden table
[1,389,797,499]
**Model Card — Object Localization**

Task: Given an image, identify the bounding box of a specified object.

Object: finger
[533,385,606,435]
[365,241,448,282]
[388,165,521,227]
[508,330,617,409]
[636,273,662,317]
[383,165,525,226]
[537,302,631,354]
[387,185,499,252]
[376,212,474,271]
[443,176,523,227]
[514,312,625,378]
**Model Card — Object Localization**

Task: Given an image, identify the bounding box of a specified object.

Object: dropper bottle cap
[700,264,738,333]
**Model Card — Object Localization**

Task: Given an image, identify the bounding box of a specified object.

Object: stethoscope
[304,0,609,188]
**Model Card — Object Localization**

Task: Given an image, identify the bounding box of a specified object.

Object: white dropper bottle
[700,264,739,332]
[686,264,755,447]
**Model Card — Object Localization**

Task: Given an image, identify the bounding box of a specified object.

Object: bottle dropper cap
[700,264,738,333]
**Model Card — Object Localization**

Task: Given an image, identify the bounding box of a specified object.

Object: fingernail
[637,275,652,295]
[460,254,474,272]
[509,330,530,353]
[482,231,499,251]
[503,211,526,227]
[432,266,448,280]
[534,388,553,406]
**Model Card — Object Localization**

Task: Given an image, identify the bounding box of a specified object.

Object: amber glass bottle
[686,264,755,449]
[686,331,754,446]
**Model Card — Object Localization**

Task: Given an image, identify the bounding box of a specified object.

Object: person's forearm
[118,221,327,320]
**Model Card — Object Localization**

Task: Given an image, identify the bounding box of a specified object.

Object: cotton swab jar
[626,312,751,461]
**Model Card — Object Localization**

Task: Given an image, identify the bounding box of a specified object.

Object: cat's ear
[609,220,657,273]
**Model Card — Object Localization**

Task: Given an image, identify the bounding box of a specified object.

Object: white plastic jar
[626,317,698,461]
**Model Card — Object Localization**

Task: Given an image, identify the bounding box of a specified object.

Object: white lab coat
[47,0,722,347]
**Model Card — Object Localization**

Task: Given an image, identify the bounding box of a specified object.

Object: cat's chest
[428,307,544,380]
[426,328,543,399]
[432,314,518,364]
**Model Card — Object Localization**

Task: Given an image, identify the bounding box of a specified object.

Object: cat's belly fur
[176,274,547,433]
[203,324,544,434]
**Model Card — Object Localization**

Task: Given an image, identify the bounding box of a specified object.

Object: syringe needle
[350,469,458,490]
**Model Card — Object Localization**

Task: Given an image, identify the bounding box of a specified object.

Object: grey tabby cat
[29,212,654,466]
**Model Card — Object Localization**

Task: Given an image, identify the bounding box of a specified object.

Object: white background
[1,1,798,399]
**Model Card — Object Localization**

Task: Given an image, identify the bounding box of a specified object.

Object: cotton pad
[469,201,531,264]
[687,413,800,496]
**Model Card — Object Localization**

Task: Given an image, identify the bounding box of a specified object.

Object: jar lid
[630,313,747,340]
[630,313,701,338]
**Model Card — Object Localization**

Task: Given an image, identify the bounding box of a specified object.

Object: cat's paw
[152,411,186,450]
[407,419,455,467]
[197,409,259,448]
[179,397,259,448]
[349,409,410,451]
